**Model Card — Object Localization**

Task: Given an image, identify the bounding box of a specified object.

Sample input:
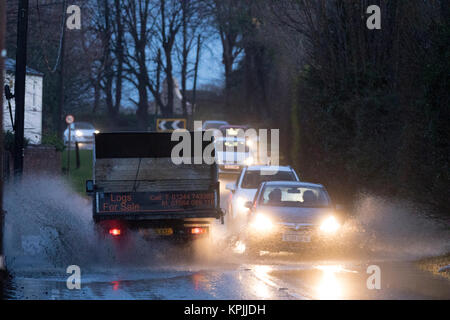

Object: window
[259,185,330,208]
[74,122,95,129]
[203,122,227,130]
[241,170,296,189]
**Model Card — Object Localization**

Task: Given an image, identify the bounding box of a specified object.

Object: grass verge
[61,148,93,194]
[417,253,450,280]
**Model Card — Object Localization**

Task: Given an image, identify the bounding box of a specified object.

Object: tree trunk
[164,46,174,117]
[114,0,124,118]
[93,78,100,114]
[192,34,201,114]
[224,56,233,109]
[181,0,188,117]
[137,76,149,130]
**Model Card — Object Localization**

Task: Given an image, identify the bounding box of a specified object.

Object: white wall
[3,72,43,144]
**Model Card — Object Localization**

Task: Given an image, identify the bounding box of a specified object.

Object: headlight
[319,216,340,234]
[236,196,248,213]
[250,213,274,232]
[244,157,254,166]
[94,130,100,134]
[75,130,83,137]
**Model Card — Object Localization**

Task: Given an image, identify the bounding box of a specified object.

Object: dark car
[242,181,344,253]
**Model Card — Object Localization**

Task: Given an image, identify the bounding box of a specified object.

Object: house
[2,58,44,144]
[148,77,194,116]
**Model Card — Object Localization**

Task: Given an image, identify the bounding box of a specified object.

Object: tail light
[191,227,207,235]
[109,228,121,236]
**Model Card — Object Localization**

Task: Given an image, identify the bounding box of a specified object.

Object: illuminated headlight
[94,130,100,134]
[244,157,254,166]
[319,216,340,234]
[236,197,248,213]
[250,213,274,232]
[75,130,83,137]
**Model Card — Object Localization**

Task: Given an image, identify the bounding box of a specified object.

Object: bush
[41,133,65,152]
[3,130,29,152]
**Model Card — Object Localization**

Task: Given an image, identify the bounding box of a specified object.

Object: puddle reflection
[315,265,345,299]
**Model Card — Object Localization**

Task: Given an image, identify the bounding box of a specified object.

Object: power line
[35,0,67,73]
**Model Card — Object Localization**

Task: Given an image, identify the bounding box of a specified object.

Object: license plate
[282,232,311,242]
[224,165,239,169]
[155,228,173,236]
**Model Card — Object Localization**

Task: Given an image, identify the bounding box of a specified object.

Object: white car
[63,122,99,146]
[225,165,300,230]
[202,120,229,131]
[215,136,253,173]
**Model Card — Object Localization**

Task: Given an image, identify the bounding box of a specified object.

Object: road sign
[156,118,187,132]
[66,114,75,176]
[65,114,74,124]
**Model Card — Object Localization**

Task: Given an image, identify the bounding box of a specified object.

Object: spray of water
[4,175,113,272]
[7,174,444,275]
[222,194,450,262]
[3,175,239,275]
[343,194,450,260]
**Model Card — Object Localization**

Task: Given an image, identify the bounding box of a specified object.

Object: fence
[2,146,62,178]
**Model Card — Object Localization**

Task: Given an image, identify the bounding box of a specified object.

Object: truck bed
[91,132,221,223]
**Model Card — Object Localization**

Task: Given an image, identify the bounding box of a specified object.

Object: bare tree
[94,0,125,122]
[209,0,249,108]
[177,0,206,117]
[147,0,183,117]
[123,0,155,130]
[113,0,125,119]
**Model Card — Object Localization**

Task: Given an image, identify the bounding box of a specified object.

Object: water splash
[344,194,450,260]
[3,175,237,274]
[4,175,109,272]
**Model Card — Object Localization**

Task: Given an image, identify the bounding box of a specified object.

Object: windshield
[203,122,227,130]
[259,185,330,207]
[216,139,250,153]
[74,122,95,129]
[220,127,247,137]
[241,171,296,189]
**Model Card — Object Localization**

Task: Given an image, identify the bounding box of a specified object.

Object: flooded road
[2,176,450,300]
[4,255,450,299]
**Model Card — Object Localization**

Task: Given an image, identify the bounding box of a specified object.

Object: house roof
[4,58,44,77]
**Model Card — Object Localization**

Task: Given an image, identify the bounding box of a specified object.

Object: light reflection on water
[315,265,345,300]
[251,265,277,299]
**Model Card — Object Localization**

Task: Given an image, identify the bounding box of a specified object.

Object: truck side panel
[95,158,213,192]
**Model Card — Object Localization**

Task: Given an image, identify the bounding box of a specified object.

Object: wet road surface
[4,255,450,299]
[2,175,450,300]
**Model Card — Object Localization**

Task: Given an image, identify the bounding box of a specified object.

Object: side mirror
[86,180,95,193]
[225,183,236,192]
[244,201,253,209]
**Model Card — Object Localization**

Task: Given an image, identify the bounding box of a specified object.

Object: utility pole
[0,0,7,278]
[56,4,67,139]
[13,0,29,179]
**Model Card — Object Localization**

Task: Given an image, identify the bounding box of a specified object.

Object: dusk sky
[121,37,225,109]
